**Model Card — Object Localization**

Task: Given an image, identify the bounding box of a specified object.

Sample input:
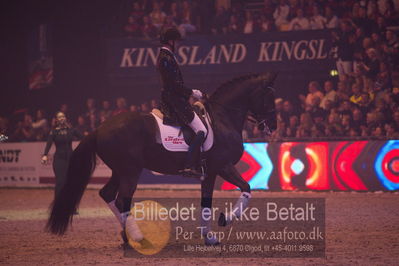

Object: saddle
[151,102,214,152]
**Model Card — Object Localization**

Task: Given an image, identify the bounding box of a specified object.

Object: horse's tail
[46,132,97,235]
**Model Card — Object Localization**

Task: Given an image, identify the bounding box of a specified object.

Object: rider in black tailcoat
[157,27,207,177]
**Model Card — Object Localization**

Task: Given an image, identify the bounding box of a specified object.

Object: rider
[156,27,207,177]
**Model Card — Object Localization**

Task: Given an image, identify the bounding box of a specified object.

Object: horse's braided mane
[210,72,272,99]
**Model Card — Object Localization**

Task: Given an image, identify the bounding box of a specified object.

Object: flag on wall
[28,24,53,90]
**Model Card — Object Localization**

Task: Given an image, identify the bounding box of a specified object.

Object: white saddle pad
[151,111,214,152]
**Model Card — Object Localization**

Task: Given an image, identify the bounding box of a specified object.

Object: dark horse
[47,72,277,245]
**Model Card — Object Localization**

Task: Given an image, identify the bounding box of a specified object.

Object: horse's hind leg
[114,166,144,243]
[99,172,123,225]
[99,172,119,203]
[217,163,252,227]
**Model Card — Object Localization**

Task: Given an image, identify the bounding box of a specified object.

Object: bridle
[207,85,276,136]
[247,85,276,135]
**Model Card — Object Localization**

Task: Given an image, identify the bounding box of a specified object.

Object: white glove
[192,89,203,99]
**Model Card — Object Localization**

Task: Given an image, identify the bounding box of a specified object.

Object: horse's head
[247,73,277,135]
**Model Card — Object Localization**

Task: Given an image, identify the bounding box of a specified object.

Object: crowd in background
[121,0,399,38]
[0,98,159,142]
[1,0,399,142]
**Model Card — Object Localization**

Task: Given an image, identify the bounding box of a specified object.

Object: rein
[207,98,274,136]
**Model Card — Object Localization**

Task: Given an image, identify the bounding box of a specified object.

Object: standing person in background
[332,20,355,81]
[41,112,82,199]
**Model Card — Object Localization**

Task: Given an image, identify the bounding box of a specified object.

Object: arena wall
[1,140,398,191]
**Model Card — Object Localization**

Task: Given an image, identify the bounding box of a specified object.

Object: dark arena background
[1,0,399,265]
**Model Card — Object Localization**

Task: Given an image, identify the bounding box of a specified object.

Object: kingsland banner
[106,30,335,101]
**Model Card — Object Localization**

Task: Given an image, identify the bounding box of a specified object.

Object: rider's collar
[160,46,174,54]
[160,46,178,62]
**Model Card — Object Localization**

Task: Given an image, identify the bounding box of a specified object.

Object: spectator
[336,80,351,101]
[325,6,339,29]
[32,109,49,141]
[309,5,326,29]
[273,0,290,30]
[308,97,326,121]
[280,100,296,124]
[351,108,365,129]
[272,120,287,140]
[150,99,159,109]
[385,123,399,138]
[179,0,197,36]
[376,16,387,33]
[0,116,8,136]
[366,111,381,132]
[352,7,376,36]
[130,2,145,22]
[140,102,150,113]
[168,1,181,25]
[299,112,314,132]
[376,61,392,91]
[288,9,310,31]
[350,83,363,104]
[124,16,141,38]
[300,81,324,107]
[100,100,112,121]
[320,80,338,109]
[285,115,298,137]
[275,98,284,118]
[311,123,325,138]
[384,30,399,68]
[130,104,139,112]
[243,11,258,34]
[393,111,399,131]
[326,112,343,136]
[150,2,167,29]
[113,97,128,116]
[262,0,275,17]
[338,100,353,116]
[84,98,99,130]
[141,16,158,39]
[227,15,242,34]
[288,0,301,20]
[12,114,34,142]
[211,6,229,34]
[76,115,90,137]
[258,14,273,32]
[367,0,380,21]
[163,15,178,29]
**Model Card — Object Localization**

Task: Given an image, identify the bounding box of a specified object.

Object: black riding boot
[180,131,205,178]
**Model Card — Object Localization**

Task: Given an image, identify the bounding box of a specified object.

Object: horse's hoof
[120,230,128,243]
[218,212,227,227]
[138,238,154,249]
[120,242,132,250]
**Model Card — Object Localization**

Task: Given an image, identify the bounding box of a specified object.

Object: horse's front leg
[217,163,252,227]
[200,172,220,245]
